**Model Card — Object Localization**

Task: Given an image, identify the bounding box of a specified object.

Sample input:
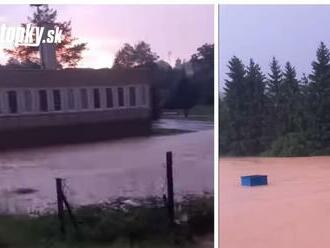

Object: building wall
[0,84,150,131]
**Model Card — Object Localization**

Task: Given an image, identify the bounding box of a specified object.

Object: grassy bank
[0,195,213,248]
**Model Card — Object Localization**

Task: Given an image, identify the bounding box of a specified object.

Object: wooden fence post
[56,178,65,238]
[166,151,175,226]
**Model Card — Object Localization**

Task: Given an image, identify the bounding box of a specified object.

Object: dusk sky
[0,4,213,68]
[220,5,330,89]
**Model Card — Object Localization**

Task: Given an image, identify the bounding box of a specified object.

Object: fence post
[62,192,80,238]
[56,178,65,238]
[166,151,175,226]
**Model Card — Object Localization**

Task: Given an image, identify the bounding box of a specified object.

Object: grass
[162,105,214,121]
[0,194,213,248]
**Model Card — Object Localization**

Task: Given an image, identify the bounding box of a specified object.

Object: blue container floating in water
[241,175,268,186]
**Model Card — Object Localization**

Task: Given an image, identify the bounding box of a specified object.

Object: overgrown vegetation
[0,195,213,247]
[220,42,330,157]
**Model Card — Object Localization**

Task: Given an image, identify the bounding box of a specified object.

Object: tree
[221,57,267,155]
[165,74,199,117]
[222,56,246,155]
[191,44,214,66]
[281,62,302,133]
[112,43,135,68]
[175,58,183,69]
[267,57,282,107]
[265,57,283,140]
[220,42,330,156]
[307,42,330,148]
[134,41,159,67]
[4,5,87,68]
[219,96,230,154]
[113,41,159,68]
[5,58,41,69]
[190,44,214,105]
[244,59,267,154]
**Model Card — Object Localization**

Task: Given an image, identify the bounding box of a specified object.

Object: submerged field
[0,119,214,247]
[220,156,330,248]
[0,119,213,214]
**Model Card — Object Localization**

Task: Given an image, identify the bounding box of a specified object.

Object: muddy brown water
[220,156,330,248]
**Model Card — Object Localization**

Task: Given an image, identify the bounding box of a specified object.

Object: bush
[264,132,312,157]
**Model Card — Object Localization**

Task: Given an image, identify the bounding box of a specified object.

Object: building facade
[0,68,152,148]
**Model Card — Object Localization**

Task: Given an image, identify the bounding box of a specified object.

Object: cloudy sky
[220,5,330,88]
[0,4,213,68]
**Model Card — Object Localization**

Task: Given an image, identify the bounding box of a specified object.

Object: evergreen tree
[243,59,266,154]
[299,73,310,131]
[265,57,283,140]
[267,57,282,105]
[220,42,330,156]
[222,58,267,155]
[222,56,246,155]
[308,42,330,148]
[219,96,229,154]
[281,62,301,133]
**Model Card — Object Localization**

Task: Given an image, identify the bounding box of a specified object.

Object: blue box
[241,175,268,186]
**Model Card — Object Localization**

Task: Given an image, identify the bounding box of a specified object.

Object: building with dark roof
[0,68,152,148]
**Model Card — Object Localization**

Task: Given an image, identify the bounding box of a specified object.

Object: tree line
[111,41,214,119]
[220,42,330,156]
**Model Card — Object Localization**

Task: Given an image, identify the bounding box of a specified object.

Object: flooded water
[220,156,330,248]
[153,118,214,131]
[0,119,213,214]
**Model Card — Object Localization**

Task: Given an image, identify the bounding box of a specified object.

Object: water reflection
[0,119,213,214]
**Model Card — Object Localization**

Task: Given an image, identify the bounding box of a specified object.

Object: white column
[124,86,129,108]
[100,87,106,110]
[47,89,54,112]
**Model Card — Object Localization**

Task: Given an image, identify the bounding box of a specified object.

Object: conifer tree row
[220,42,330,156]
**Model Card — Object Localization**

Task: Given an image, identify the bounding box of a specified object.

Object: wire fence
[0,150,214,247]
[0,152,173,215]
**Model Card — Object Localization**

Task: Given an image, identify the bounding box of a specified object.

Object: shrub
[264,132,311,157]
